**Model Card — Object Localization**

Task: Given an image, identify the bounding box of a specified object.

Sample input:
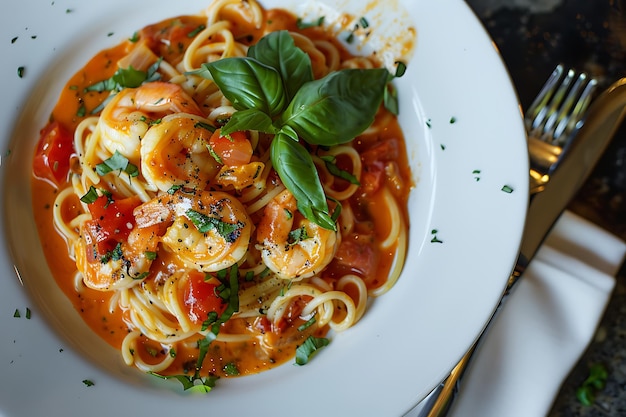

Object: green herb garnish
[95,151,139,178]
[296,16,325,29]
[320,155,360,185]
[85,58,162,93]
[295,335,330,365]
[223,362,240,376]
[576,363,608,406]
[79,186,99,204]
[186,209,245,243]
[297,316,316,332]
[192,30,398,232]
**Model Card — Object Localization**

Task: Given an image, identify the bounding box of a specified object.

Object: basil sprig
[193,30,395,230]
[85,58,162,93]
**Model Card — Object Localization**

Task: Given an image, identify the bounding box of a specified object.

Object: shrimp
[141,113,221,192]
[99,82,204,164]
[134,188,252,272]
[75,224,161,291]
[256,189,340,280]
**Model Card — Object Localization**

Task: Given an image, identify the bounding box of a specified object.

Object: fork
[413,64,599,417]
[527,64,598,195]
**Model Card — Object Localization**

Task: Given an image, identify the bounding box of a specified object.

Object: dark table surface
[465,0,626,415]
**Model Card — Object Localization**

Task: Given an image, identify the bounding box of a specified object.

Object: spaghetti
[31,0,412,387]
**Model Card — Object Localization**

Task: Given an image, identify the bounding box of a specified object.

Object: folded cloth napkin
[407,210,626,417]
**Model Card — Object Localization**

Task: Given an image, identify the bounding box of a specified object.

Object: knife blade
[415,77,626,417]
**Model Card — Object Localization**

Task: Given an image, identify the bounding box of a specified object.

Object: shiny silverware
[527,64,598,195]
[414,65,605,417]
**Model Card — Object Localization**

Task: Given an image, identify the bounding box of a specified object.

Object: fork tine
[543,69,579,137]
[541,67,576,134]
[526,64,564,130]
[554,77,598,143]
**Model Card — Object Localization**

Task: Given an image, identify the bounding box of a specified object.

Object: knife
[415,76,626,417]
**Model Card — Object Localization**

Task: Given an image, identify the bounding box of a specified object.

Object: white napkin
[407,210,626,417]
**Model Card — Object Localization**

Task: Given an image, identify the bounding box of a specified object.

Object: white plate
[0,0,528,416]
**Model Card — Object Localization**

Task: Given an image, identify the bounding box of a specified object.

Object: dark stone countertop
[465,0,626,415]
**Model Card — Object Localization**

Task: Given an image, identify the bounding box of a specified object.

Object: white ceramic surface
[0,0,528,416]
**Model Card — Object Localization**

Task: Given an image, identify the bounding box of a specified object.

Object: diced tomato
[331,234,379,277]
[184,271,228,324]
[87,195,142,239]
[359,138,399,195]
[360,138,399,166]
[209,129,253,167]
[273,296,308,333]
[359,161,385,195]
[81,220,118,263]
[82,195,142,260]
[255,316,272,334]
[33,121,75,186]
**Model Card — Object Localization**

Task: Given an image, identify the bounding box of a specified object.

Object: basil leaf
[247,30,313,101]
[220,108,277,136]
[85,66,149,93]
[80,185,99,204]
[270,134,336,231]
[320,155,360,185]
[384,83,399,116]
[112,66,147,88]
[199,57,287,117]
[281,68,388,146]
[95,150,139,177]
[295,335,330,365]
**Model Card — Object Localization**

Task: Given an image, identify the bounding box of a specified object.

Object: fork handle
[415,268,520,417]
[415,346,476,417]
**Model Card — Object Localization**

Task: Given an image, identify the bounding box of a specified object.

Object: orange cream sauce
[31,7,411,379]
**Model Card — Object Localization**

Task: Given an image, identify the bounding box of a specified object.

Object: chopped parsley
[188,24,206,38]
[223,362,240,376]
[430,229,443,243]
[287,226,310,245]
[296,16,325,29]
[13,308,31,319]
[186,209,245,243]
[17,66,24,78]
[82,379,95,387]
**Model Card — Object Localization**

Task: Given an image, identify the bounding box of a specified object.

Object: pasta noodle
[31,0,412,386]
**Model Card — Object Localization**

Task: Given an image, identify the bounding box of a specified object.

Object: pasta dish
[31,0,412,390]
